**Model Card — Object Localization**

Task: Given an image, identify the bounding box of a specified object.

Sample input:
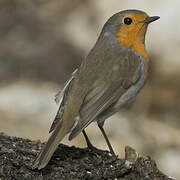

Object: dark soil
[0,132,173,180]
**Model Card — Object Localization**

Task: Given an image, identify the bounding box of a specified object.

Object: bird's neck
[116,25,149,61]
[133,40,149,61]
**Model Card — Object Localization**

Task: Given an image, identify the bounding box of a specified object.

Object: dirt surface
[0,132,173,180]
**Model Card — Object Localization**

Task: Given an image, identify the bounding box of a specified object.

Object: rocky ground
[0,133,174,180]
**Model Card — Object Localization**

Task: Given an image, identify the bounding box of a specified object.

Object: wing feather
[49,69,77,133]
[69,52,143,140]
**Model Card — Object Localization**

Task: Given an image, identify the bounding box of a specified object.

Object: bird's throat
[116,24,149,61]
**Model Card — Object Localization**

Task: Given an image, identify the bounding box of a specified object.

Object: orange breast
[116,13,149,61]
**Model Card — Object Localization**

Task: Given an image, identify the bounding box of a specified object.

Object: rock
[0,132,174,180]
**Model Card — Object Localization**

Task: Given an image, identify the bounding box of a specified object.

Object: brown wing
[49,69,78,133]
[69,51,142,140]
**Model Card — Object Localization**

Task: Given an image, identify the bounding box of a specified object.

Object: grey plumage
[32,9,159,169]
[49,69,78,133]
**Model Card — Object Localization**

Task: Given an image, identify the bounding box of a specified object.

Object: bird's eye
[124,17,132,25]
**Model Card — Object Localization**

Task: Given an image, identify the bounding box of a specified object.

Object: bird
[32,9,160,169]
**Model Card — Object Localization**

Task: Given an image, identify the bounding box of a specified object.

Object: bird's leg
[82,130,96,150]
[98,124,115,156]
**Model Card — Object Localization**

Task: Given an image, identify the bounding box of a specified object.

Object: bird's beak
[142,16,160,24]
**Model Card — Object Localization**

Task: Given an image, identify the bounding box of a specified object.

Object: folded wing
[69,52,142,140]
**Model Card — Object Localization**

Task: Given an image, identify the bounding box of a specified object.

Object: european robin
[33,9,159,169]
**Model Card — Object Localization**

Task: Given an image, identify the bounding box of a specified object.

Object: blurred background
[0,0,180,178]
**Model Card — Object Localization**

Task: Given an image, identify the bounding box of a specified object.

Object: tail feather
[32,120,68,169]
